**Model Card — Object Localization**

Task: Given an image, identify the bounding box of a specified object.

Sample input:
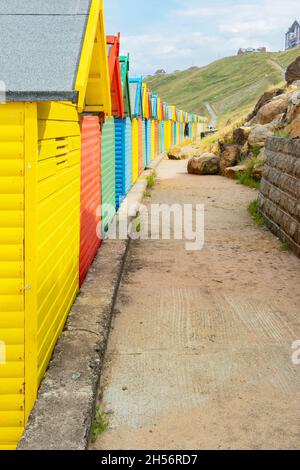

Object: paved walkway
[204,101,218,128]
[269,59,286,80]
[91,160,300,450]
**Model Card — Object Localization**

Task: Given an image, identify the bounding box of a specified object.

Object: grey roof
[0,0,92,102]
[0,0,91,15]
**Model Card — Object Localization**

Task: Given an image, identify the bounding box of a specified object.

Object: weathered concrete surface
[204,101,218,128]
[18,155,164,450]
[18,239,128,450]
[92,160,300,450]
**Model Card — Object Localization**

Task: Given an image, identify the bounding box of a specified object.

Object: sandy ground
[91,159,300,450]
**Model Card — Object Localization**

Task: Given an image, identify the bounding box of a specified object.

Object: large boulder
[233,126,252,145]
[285,91,300,124]
[285,105,300,125]
[251,94,289,125]
[187,153,220,175]
[219,144,240,173]
[167,146,182,160]
[286,56,300,86]
[246,88,285,122]
[248,124,275,147]
[291,90,300,106]
[224,164,247,179]
[286,117,300,138]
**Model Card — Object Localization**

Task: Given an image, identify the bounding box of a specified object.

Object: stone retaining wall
[258,137,300,257]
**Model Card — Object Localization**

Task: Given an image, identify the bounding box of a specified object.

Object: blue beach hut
[115,54,132,209]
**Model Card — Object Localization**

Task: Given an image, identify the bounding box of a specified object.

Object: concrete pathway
[204,101,218,128]
[91,160,300,450]
[269,59,286,80]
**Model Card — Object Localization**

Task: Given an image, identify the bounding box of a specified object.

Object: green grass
[236,156,265,189]
[144,190,151,198]
[237,173,260,189]
[146,174,156,189]
[196,117,246,153]
[91,407,109,443]
[280,241,291,252]
[248,205,292,251]
[135,219,141,233]
[250,145,261,159]
[274,129,290,138]
[272,48,300,68]
[146,49,300,125]
[248,200,266,226]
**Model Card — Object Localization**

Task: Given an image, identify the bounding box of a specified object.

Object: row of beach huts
[0,0,205,449]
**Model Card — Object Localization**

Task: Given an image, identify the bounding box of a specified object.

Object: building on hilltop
[154,69,166,75]
[237,47,267,56]
[285,20,300,50]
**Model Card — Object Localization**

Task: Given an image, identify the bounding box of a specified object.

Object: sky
[105,0,299,76]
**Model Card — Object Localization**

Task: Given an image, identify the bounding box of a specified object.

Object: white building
[285,20,300,50]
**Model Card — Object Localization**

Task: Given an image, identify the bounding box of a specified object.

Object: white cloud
[219,20,273,35]
[178,6,228,17]
[121,33,209,75]
[119,0,299,74]
[176,0,299,35]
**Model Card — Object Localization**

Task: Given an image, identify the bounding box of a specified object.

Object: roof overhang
[129,78,143,118]
[4,91,78,103]
[120,54,131,118]
[107,34,124,118]
[142,83,152,119]
[157,98,162,120]
[168,105,177,121]
[151,93,158,119]
[76,0,111,114]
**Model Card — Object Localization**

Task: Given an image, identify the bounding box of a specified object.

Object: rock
[251,94,289,125]
[286,104,300,125]
[285,92,300,125]
[252,165,264,181]
[248,124,275,147]
[291,90,300,106]
[71,373,81,381]
[233,127,252,145]
[240,141,250,159]
[224,164,247,179]
[270,113,285,129]
[286,56,300,86]
[250,149,266,181]
[167,146,182,160]
[219,144,240,173]
[257,148,266,163]
[286,117,300,138]
[187,153,220,175]
[246,88,285,122]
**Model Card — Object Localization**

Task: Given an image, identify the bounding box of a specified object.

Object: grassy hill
[146,49,300,126]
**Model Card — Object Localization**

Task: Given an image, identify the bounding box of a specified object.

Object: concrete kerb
[119,153,165,219]
[17,153,164,450]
